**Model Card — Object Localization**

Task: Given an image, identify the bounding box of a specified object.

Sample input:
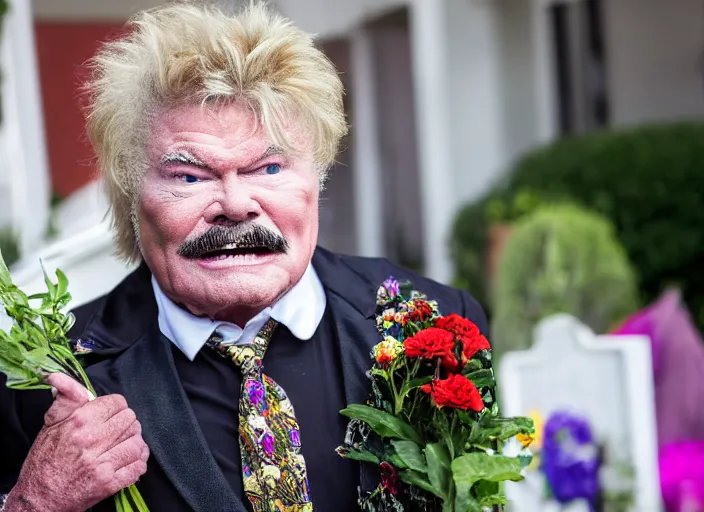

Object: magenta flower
[659,441,704,511]
[382,277,400,298]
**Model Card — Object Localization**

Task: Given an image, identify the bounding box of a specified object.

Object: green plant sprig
[0,249,149,512]
[0,249,94,393]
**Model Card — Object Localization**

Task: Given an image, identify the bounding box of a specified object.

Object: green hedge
[490,204,638,356]
[451,122,704,329]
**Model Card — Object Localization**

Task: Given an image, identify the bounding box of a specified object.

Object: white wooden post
[408,0,454,284]
[0,0,51,256]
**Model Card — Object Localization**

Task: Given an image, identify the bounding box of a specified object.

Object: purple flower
[290,429,301,446]
[541,411,600,505]
[659,441,704,511]
[261,432,275,457]
[383,277,400,298]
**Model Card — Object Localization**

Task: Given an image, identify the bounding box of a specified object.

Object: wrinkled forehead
[146,101,311,165]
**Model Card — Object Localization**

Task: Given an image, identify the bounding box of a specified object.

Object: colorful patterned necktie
[206,319,313,512]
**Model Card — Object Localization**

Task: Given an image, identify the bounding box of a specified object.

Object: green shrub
[451,122,704,329]
[0,228,19,268]
[490,204,639,357]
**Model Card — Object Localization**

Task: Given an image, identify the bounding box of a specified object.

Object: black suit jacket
[0,247,487,511]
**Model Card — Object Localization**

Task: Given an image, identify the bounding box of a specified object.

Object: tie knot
[205,318,279,378]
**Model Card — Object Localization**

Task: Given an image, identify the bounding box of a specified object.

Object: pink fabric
[612,289,704,446]
[612,290,704,511]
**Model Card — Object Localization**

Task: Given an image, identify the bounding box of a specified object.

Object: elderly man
[0,3,487,512]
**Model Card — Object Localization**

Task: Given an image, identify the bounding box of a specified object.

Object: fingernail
[51,387,58,398]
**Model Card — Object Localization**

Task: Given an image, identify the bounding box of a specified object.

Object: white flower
[502,437,523,458]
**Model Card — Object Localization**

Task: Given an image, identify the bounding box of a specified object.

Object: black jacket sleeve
[0,377,52,493]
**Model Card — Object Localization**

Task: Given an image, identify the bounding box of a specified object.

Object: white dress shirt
[152,264,327,361]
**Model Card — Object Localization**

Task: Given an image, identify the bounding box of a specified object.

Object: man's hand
[4,374,149,512]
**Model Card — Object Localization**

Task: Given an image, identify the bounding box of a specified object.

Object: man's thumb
[47,373,93,403]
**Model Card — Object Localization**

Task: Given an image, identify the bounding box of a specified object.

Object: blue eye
[265,164,281,175]
[181,174,200,183]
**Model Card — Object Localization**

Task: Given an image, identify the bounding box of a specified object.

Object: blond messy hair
[85,1,347,261]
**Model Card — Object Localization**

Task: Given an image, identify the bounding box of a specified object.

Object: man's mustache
[177,224,289,259]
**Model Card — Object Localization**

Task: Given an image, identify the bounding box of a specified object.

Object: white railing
[10,221,136,309]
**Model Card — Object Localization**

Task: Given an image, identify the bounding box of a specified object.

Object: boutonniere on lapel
[336,276,535,511]
[0,251,150,512]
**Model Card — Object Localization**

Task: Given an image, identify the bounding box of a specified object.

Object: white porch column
[0,0,51,256]
[350,26,384,258]
[408,0,454,284]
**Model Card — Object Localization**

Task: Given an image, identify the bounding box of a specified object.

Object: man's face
[138,102,320,323]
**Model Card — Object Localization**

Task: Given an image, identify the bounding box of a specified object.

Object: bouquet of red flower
[337,277,534,511]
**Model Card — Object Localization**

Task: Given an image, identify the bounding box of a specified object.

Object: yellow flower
[373,336,404,366]
[516,432,535,448]
[517,409,544,449]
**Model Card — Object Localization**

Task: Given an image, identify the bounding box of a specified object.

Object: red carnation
[379,461,399,495]
[406,299,434,323]
[403,328,457,369]
[436,313,491,361]
[420,374,484,412]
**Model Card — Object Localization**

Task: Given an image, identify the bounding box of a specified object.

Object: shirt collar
[152,263,327,361]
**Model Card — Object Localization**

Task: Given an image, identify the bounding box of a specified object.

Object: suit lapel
[78,265,246,512]
[312,249,381,493]
[93,325,247,512]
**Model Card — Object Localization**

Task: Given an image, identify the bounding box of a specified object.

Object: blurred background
[0,0,703,510]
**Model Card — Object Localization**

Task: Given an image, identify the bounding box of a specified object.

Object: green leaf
[0,249,12,288]
[339,404,423,445]
[399,470,443,499]
[452,453,524,510]
[336,446,380,465]
[55,269,69,299]
[473,479,500,499]
[390,440,427,473]
[425,443,452,500]
[40,261,57,300]
[467,415,534,446]
[20,347,51,368]
[399,375,432,397]
[462,359,483,372]
[463,369,495,389]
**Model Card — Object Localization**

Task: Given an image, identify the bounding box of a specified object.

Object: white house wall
[276,0,407,39]
[33,0,409,40]
[604,0,704,126]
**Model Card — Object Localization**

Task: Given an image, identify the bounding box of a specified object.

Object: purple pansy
[542,411,600,506]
